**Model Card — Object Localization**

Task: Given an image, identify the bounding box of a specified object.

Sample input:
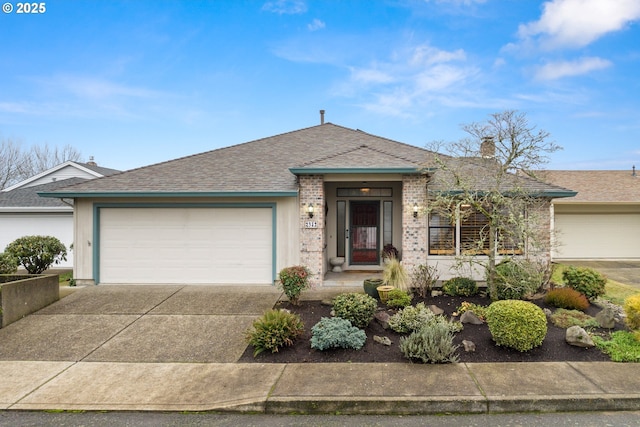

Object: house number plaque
[305,221,318,229]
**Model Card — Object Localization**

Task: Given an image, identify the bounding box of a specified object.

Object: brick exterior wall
[299,175,325,287]
[401,175,428,276]
[527,198,552,264]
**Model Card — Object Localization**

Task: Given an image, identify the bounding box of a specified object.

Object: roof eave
[38,191,299,199]
[289,167,432,175]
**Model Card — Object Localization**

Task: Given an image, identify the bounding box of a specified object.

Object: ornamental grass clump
[383,257,409,291]
[245,309,304,357]
[277,265,311,305]
[310,317,367,351]
[486,300,547,352]
[332,293,378,328]
[562,266,606,300]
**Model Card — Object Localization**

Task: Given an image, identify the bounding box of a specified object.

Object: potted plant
[277,265,312,306]
[363,277,384,299]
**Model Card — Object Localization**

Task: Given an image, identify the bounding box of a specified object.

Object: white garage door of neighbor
[99,207,273,284]
[554,213,639,259]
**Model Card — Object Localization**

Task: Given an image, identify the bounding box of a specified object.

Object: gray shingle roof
[40,123,438,195]
[0,178,88,208]
[542,170,640,203]
[38,123,574,198]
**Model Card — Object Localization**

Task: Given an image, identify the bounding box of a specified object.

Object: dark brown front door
[350,201,379,265]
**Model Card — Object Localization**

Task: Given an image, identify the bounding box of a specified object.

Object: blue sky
[1,0,639,172]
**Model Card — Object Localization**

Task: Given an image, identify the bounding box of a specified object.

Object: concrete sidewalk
[0,284,639,414]
[1,360,639,413]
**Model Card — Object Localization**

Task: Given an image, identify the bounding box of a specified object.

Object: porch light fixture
[307,203,314,218]
[413,203,419,218]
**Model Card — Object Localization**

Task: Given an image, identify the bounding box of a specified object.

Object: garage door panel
[100,207,273,284]
[555,213,639,259]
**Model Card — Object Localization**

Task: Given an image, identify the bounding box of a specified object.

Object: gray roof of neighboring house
[38,123,575,198]
[79,162,121,177]
[0,178,88,208]
[542,170,640,203]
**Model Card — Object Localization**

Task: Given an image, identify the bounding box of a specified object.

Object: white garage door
[554,213,639,259]
[99,207,273,284]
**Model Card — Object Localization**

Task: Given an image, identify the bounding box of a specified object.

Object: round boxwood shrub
[4,235,67,274]
[486,300,547,352]
[442,277,478,297]
[332,293,377,328]
[562,266,606,300]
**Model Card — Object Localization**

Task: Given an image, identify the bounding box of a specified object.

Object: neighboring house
[0,161,121,268]
[543,169,640,260]
[39,123,575,285]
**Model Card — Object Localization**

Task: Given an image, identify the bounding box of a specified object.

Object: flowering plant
[278,265,312,305]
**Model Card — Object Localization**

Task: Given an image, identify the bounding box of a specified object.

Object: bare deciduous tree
[0,138,83,190]
[426,110,562,300]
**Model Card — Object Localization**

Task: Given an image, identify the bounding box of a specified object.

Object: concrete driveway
[0,285,282,363]
[560,261,640,289]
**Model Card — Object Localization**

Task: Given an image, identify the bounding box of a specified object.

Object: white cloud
[341,43,478,116]
[262,0,307,15]
[307,18,325,31]
[534,57,612,80]
[518,0,640,50]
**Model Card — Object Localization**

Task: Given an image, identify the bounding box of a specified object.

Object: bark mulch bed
[239,294,625,364]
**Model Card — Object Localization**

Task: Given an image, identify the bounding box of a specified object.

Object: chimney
[480,136,495,158]
[320,110,325,125]
[87,156,97,166]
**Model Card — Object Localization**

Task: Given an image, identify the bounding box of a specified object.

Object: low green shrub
[388,302,435,334]
[4,235,67,274]
[332,293,378,328]
[277,265,312,305]
[492,259,543,300]
[486,300,547,352]
[562,266,606,300]
[245,309,304,356]
[593,331,640,362]
[0,252,18,274]
[410,264,439,298]
[544,287,589,311]
[310,317,367,351]
[399,317,460,364]
[549,308,600,329]
[456,301,488,321]
[385,288,412,308]
[623,294,640,331]
[442,277,478,297]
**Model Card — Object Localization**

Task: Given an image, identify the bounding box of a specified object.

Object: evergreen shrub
[332,293,378,328]
[486,300,547,352]
[310,317,367,351]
